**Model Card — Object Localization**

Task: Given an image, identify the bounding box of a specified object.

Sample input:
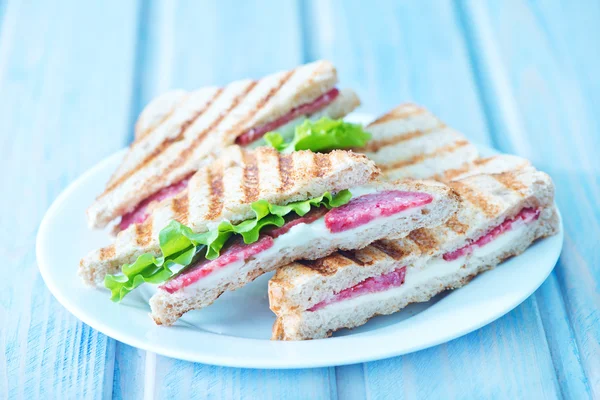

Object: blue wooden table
[2,1,598,398]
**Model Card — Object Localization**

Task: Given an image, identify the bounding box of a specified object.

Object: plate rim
[36,142,564,369]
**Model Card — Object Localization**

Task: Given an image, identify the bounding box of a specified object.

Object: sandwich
[80,146,461,325]
[357,104,479,181]
[80,147,377,285]
[87,60,361,230]
[269,158,559,340]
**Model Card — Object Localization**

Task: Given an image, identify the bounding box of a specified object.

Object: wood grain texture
[152,357,336,400]
[362,298,561,399]
[112,343,145,400]
[459,0,598,397]
[2,0,597,398]
[0,0,140,398]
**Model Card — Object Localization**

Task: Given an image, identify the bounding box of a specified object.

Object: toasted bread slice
[269,166,559,339]
[149,179,460,326]
[441,154,533,182]
[88,60,361,229]
[79,147,379,285]
[358,104,479,180]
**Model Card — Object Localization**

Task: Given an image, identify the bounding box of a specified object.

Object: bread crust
[88,60,348,229]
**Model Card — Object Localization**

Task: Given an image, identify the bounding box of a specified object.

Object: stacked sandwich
[80,61,559,339]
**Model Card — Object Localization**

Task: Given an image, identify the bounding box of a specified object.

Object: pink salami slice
[118,175,191,231]
[160,236,274,293]
[324,191,433,233]
[266,207,328,238]
[308,267,407,311]
[443,208,540,261]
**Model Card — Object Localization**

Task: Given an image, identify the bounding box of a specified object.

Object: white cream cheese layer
[173,186,425,294]
[179,258,245,295]
[468,220,528,259]
[308,221,530,313]
[310,256,467,314]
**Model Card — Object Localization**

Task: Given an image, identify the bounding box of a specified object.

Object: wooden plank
[304,0,565,398]
[0,0,140,398]
[152,357,335,400]
[111,343,145,400]
[459,0,598,397]
[303,0,490,145]
[111,1,340,398]
[362,298,560,399]
[0,1,7,28]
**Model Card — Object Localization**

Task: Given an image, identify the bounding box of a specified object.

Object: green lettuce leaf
[104,190,352,301]
[264,117,371,154]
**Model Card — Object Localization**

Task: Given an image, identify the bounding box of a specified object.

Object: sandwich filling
[443,208,540,261]
[325,191,432,233]
[235,88,340,146]
[303,207,541,312]
[118,175,192,231]
[106,190,353,301]
[308,267,407,311]
[115,88,346,232]
[161,236,275,293]
[157,189,432,294]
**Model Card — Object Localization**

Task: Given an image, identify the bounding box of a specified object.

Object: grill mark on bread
[445,215,469,234]
[441,163,473,182]
[135,220,153,247]
[370,241,409,260]
[337,250,366,266]
[99,245,116,261]
[147,83,254,197]
[278,154,295,192]
[408,228,439,254]
[472,156,527,171]
[362,124,444,152]
[242,151,260,202]
[163,85,252,175]
[296,259,340,275]
[205,167,225,220]
[171,193,190,225]
[103,91,221,195]
[115,94,190,188]
[229,70,295,141]
[381,140,470,171]
[449,181,500,217]
[368,104,425,125]
[474,157,494,166]
[313,153,332,178]
[491,171,527,193]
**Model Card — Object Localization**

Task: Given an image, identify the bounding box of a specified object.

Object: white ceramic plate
[37,114,563,369]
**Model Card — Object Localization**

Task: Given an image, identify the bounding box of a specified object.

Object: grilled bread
[149,178,460,326]
[270,163,559,340]
[79,146,379,286]
[88,60,360,229]
[358,104,479,181]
